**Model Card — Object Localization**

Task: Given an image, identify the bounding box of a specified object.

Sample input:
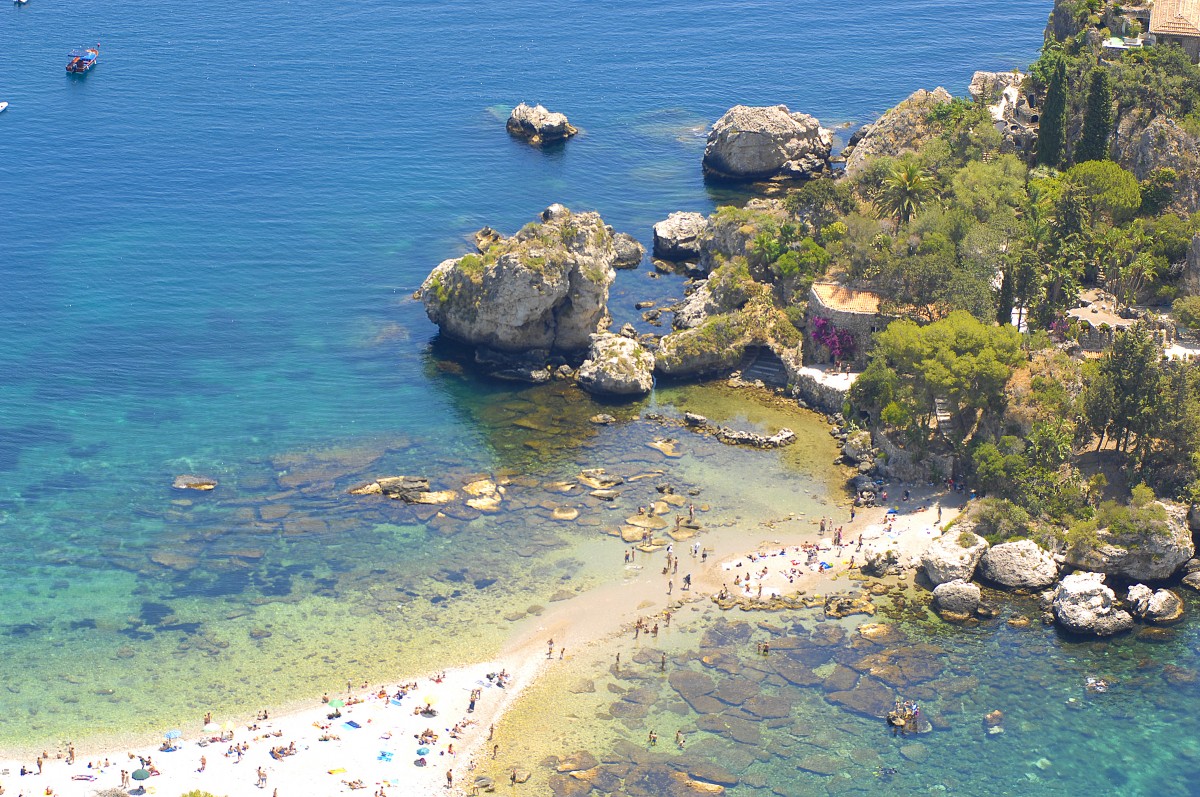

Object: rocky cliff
[419,204,620,353]
[843,88,953,178]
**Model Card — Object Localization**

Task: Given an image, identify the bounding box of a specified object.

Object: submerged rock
[506,102,578,145]
[1052,572,1134,636]
[419,206,623,354]
[576,333,655,396]
[702,104,831,181]
[173,474,218,491]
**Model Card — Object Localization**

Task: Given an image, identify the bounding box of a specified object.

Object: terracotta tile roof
[1151,0,1200,37]
[810,282,882,315]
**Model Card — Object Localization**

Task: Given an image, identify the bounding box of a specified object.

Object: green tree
[1139,167,1178,216]
[1074,69,1113,163]
[1083,324,1161,453]
[950,155,1028,223]
[1064,160,1142,224]
[1037,58,1069,168]
[879,161,936,225]
[1174,295,1200,329]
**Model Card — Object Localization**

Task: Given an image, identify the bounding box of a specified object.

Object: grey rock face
[702,105,831,181]
[844,88,953,177]
[1127,584,1185,624]
[576,332,655,396]
[419,206,619,353]
[921,530,989,586]
[1052,572,1134,636]
[933,579,981,616]
[652,212,708,261]
[612,232,645,269]
[979,539,1059,590]
[1062,502,1194,581]
[506,103,578,145]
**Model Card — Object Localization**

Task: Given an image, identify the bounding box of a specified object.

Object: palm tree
[879,162,935,226]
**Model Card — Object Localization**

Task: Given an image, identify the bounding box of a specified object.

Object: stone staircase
[738,347,789,388]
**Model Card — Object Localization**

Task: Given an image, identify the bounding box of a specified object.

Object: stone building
[805,282,892,366]
[1150,0,1200,62]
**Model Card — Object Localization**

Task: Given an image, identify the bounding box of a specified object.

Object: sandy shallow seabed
[0,441,960,797]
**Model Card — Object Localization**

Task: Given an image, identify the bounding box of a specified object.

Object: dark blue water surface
[0,0,1059,751]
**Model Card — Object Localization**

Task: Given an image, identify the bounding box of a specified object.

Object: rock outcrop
[1127,584,1185,624]
[1062,502,1194,581]
[1052,572,1134,636]
[653,212,708,262]
[612,232,645,269]
[920,530,989,586]
[979,539,1059,590]
[173,475,218,491]
[967,70,1026,102]
[701,105,831,182]
[576,333,655,396]
[1115,116,1200,214]
[842,431,874,464]
[419,205,620,353]
[506,103,578,145]
[844,88,953,177]
[862,543,905,576]
[933,579,981,618]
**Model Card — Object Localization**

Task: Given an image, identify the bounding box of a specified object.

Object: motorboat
[66,45,99,74]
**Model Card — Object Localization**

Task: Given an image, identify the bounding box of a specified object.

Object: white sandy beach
[0,483,963,797]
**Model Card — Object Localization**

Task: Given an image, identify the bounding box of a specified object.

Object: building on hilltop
[1149,0,1200,61]
[805,282,893,367]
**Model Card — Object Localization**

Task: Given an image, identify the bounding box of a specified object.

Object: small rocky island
[506,103,578,145]
[702,104,832,182]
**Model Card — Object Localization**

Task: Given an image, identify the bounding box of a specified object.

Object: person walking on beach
[36,756,42,775]
[199,755,206,773]
[493,744,500,759]
[667,579,673,595]
[256,766,267,788]
[683,573,691,590]
[446,769,454,788]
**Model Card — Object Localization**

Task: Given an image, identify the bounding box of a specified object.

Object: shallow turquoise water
[0,0,1128,780]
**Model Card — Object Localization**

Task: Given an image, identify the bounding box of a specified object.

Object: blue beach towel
[344,720,362,729]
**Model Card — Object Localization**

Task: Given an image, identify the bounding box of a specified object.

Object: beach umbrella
[223,721,235,732]
[423,694,438,706]
[203,721,220,733]
[327,699,345,708]
[131,769,151,781]
[165,729,182,739]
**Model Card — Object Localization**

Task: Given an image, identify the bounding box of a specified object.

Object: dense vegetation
[707,5,1200,543]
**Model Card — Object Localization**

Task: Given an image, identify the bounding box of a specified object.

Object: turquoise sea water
[11,1,1183,791]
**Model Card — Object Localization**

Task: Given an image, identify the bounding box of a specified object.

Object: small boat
[0,102,8,114]
[14,0,29,6]
[66,45,99,74]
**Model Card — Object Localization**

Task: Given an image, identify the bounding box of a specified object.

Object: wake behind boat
[66,45,99,74]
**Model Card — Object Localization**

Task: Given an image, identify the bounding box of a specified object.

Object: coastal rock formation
[1127,584,1185,624]
[842,430,874,463]
[1052,572,1134,636]
[612,232,645,269]
[933,579,981,618]
[967,70,1026,102]
[1062,502,1194,581]
[653,212,707,262]
[173,474,218,491]
[920,530,989,586]
[862,543,905,576]
[506,103,578,145]
[1116,116,1200,214]
[419,205,620,353]
[844,88,953,178]
[576,333,655,396]
[701,105,832,182]
[979,539,1059,590]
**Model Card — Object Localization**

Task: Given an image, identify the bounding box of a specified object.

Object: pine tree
[1074,69,1112,163]
[1037,59,1068,168]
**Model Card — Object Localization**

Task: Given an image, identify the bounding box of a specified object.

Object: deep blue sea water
[3,0,1143,777]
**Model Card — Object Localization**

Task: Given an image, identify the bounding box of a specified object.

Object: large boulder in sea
[1052,572,1134,636]
[506,103,578,145]
[653,212,708,262]
[932,579,981,618]
[612,232,645,269]
[1061,501,1194,581]
[979,539,1059,590]
[576,332,655,396]
[920,529,989,586]
[1127,584,1185,625]
[844,88,953,177]
[419,205,620,353]
[701,105,832,182]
